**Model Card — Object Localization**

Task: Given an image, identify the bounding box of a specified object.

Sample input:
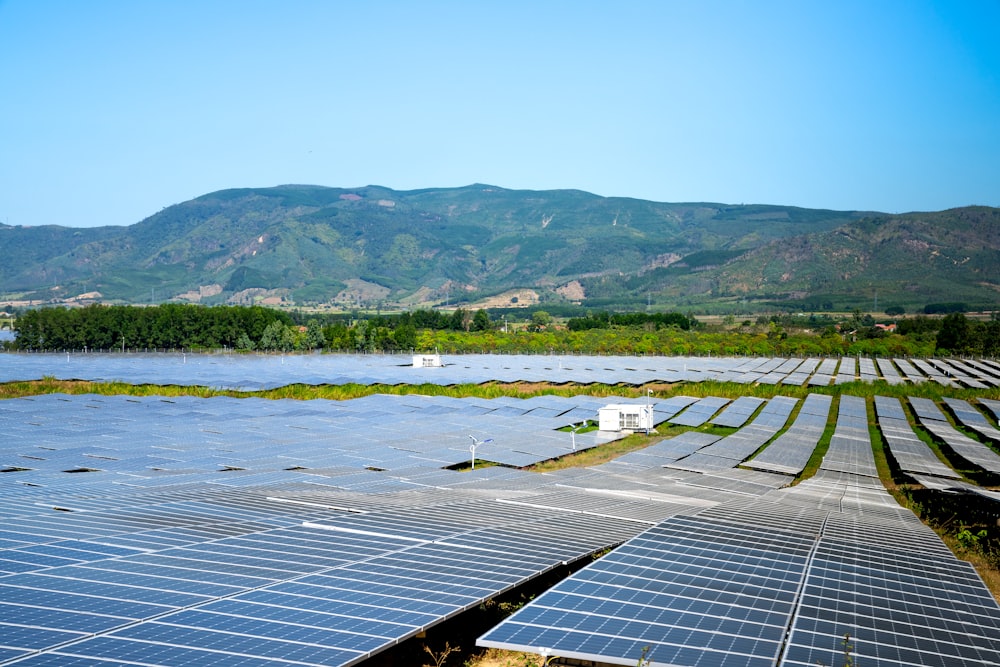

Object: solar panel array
[668,396,731,427]
[834,356,858,384]
[480,412,1000,667]
[4,353,1000,667]
[0,393,641,476]
[858,357,879,382]
[756,358,805,385]
[909,359,957,387]
[0,489,663,667]
[781,512,1000,667]
[650,395,702,422]
[3,352,1000,389]
[910,475,1000,502]
[781,357,819,386]
[820,395,878,478]
[709,396,765,428]
[893,357,927,383]
[931,359,992,389]
[2,386,857,667]
[0,399,794,666]
[601,431,722,470]
[908,397,1000,474]
[983,398,1000,421]
[944,397,1000,445]
[808,357,839,386]
[875,357,904,384]
[666,396,798,473]
[480,513,815,667]
[968,360,1000,386]
[743,393,832,475]
[874,396,961,480]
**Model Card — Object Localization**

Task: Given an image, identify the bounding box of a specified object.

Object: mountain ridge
[0,184,995,313]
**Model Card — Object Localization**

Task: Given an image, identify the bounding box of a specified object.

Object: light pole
[468,435,493,470]
[645,389,653,435]
[570,421,585,451]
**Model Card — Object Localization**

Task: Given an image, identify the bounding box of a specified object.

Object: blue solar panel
[4,352,995,388]
[0,624,88,651]
[5,369,1000,667]
[480,514,813,666]
[0,584,172,618]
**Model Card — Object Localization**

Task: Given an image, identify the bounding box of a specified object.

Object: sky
[2,1,999,228]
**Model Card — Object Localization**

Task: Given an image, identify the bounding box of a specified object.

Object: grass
[528,429,672,472]
[464,647,549,667]
[5,376,999,403]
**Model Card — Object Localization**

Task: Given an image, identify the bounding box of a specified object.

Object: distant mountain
[1,184,996,312]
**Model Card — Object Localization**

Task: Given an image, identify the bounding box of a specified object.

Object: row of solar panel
[3,352,1000,389]
[5,388,1000,666]
[5,392,999,517]
[876,396,1000,482]
[480,422,1000,667]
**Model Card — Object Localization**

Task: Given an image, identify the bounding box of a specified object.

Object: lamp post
[646,389,653,435]
[570,421,585,451]
[468,435,493,470]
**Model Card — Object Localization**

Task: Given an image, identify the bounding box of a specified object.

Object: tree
[322,322,354,350]
[235,332,255,351]
[983,319,1000,357]
[449,308,468,331]
[304,325,326,350]
[529,310,552,332]
[471,309,491,332]
[259,321,295,351]
[936,312,973,355]
[393,323,417,350]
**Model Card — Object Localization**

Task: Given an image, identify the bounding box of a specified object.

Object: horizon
[2,1,999,228]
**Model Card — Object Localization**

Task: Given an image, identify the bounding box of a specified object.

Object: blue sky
[2,1,999,228]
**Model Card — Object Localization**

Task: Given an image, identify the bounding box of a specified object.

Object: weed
[424,641,461,667]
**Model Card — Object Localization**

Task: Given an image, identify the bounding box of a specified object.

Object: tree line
[12,304,296,351]
[566,311,693,331]
[6,303,998,357]
[9,305,498,353]
[934,313,1000,356]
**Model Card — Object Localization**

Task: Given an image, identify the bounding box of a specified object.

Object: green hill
[0,184,995,313]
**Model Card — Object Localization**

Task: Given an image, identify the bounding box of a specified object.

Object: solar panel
[669,396,731,427]
[482,457,1000,667]
[875,357,905,384]
[479,513,814,667]
[710,396,766,428]
[907,397,1000,474]
[5,364,1000,667]
[944,397,1000,445]
[744,394,832,475]
[667,396,797,473]
[0,352,973,388]
[834,357,857,384]
[820,395,878,478]
[873,396,960,480]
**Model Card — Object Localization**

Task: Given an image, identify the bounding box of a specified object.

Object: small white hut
[412,353,443,368]
[598,403,653,432]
